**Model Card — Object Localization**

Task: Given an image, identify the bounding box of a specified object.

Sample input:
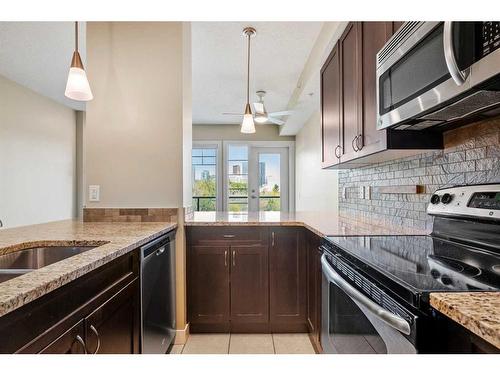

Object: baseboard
[174,323,190,344]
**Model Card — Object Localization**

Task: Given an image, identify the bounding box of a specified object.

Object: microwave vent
[377,22,421,66]
[420,90,500,122]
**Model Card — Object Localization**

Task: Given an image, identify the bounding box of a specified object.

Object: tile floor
[170,333,316,354]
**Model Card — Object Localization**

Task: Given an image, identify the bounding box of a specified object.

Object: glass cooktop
[323,235,500,296]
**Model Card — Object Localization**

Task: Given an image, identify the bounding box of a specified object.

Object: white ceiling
[0,22,87,111]
[192,22,323,126]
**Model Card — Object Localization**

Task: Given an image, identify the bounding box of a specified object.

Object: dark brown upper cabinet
[340,22,363,162]
[321,43,341,168]
[320,22,443,169]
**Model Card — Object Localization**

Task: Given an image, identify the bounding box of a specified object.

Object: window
[227,144,248,212]
[192,146,218,211]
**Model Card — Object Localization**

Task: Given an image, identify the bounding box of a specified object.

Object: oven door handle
[443,21,470,86]
[321,254,411,335]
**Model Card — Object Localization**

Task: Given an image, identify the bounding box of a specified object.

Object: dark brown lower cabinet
[306,231,322,352]
[187,226,307,333]
[188,245,231,331]
[39,321,87,354]
[84,280,139,354]
[269,227,307,332]
[0,249,141,354]
[230,245,269,329]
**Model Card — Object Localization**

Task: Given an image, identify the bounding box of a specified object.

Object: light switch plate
[359,186,365,199]
[342,187,347,199]
[88,185,100,202]
[365,186,371,200]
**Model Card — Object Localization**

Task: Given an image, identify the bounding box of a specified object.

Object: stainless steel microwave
[376,22,500,130]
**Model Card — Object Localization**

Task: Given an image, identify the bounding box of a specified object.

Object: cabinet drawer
[186,226,269,246]
[2,250,138,354]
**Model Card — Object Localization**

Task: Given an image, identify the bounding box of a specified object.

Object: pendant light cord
[246,32,250,105]
[75,21,78,52]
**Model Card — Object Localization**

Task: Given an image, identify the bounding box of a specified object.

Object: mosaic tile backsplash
[338,117,500,231]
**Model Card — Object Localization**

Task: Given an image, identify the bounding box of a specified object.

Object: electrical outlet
[342,187,347,199]
[365,186,371,200]
[359,186,365,199]
[89,185,100,202]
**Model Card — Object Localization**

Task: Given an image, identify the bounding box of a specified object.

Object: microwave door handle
[443,21,470,86]
[321,254,411,335]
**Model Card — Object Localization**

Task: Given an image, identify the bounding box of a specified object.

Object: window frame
[192,141,223,212]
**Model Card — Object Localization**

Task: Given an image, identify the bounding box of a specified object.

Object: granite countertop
[184,211,428,237]
[0,219,177,318]
[430,292,500,349]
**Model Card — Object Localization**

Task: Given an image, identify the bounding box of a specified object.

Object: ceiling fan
[223,90,293,126]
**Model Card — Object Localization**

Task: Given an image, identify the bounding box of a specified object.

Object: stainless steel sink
[0,246,96,283]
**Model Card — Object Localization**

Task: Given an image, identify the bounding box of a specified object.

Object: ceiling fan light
[241,113,256,133]
[254,113,268,123]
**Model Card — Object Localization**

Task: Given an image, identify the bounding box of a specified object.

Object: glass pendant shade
[65,23,93,102]
[241,104,256,133]
[254,113,268,123]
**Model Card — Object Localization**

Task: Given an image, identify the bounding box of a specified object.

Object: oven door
[320,254,417,354]
[377,22,476,130]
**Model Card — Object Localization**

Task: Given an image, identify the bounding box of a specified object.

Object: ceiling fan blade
[252,102,265,113]
[268,117,285,125]
[222,112,244,116]
[268,110,293,117]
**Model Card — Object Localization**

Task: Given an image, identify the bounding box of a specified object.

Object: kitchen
[0,1,499,373]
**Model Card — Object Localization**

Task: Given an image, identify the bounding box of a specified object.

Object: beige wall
[84,22,191,337]
[295,111,338,212]
[0,75,76,228]
[85,22,190,208]
[193,124,295,142]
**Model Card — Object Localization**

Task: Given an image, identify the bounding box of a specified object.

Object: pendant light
[65,22,93,101]
[240,27,256,134]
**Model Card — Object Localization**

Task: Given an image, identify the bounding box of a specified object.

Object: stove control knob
[441,275,453,285]
[441,193,453,204]
[430,194,441,204]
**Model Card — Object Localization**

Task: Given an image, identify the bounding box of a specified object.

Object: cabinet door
[188,245,230,326]
[85,279,139,354]
[230,244,269,325]
[269,227,307,331]
[39,321,87,354]
[321,42,341,168]
[357,22,393,157]
[306,232,321,338]
[340,22,362,162]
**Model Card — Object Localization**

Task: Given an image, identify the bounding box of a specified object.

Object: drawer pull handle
[223,234,236,238]
[74,335,87,354]
[89,325,100,354]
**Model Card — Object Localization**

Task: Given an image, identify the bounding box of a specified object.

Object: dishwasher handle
[141,231,175,258]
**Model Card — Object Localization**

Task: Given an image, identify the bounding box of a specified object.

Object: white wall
[295,111,338,212]
[85,22,191,208]
[0,75,76,228]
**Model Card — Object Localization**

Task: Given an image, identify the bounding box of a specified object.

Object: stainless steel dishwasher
[140,229,176,354]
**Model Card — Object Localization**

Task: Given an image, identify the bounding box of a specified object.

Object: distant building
[201,170,210,180]
[232,164,241,175]
[259,162,267,187]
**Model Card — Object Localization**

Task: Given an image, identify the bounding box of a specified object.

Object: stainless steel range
[320,184,500,353]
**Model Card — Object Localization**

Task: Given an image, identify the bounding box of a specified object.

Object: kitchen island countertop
[430,292,500,350]
[0,219,176,318]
